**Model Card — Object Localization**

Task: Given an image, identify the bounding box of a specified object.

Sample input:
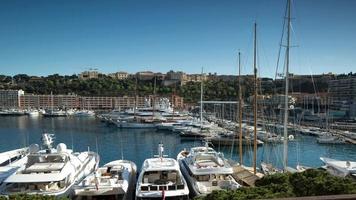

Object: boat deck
[231,165,263,187]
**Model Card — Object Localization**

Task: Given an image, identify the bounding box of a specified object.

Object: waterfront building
[9,90,184,111]
[0,89,24,108]
[20,94,79,109]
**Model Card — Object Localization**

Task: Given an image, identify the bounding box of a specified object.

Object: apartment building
[0,89,24,108]
[329,76,356,119]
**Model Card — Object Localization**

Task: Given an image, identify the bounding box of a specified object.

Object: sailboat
[261,0,295,174]
[43,92,67,117]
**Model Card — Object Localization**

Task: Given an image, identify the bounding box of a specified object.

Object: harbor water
[1,116,355,170]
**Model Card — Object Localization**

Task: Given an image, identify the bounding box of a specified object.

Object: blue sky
[0,0,355,77]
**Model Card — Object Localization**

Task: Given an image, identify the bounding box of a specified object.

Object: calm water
[0,116,355,170]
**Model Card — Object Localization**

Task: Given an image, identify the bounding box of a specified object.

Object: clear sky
[0,0,355,77]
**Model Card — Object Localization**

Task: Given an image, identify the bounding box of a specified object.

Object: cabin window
[142,170,181,185]
[196,175,210,181]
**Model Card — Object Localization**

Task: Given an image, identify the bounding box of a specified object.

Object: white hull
[118,122,156,129]
[320,157,356,177]
[136,144,189,200]
[74,160,137,200]
[176,146,240,197]
[2,138,99,198]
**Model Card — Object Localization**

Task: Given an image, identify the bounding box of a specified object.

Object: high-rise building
[329,76,356,119]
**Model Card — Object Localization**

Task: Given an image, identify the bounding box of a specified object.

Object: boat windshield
[5,179,67,193]
[26,154,67,167]
[142,170,182,185]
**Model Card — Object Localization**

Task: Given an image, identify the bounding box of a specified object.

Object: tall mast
[253,22,258,175]
[283,0,291,171]
[200,67,204,124]
[172,84,176,120]
[238,51,243,165]
[134,76,137,119]
[153,76,157,120]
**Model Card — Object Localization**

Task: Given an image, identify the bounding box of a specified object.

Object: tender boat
[74,160,136,200]
[136,143,189,200]
[320,157,356,177]
[177,143,240,197]
[1,134,99,197]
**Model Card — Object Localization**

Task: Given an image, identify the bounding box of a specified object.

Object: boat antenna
[153,75,157,120]
[253,22,258,175]
[154,142,167,161]
[283,0,292,171]
[200,67,204,124]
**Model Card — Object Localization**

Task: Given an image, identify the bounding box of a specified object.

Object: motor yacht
[43,109,67,117]
[0,148,28,186]
[74,160,136,200]
[136,143,189,200]
[177,143,240,197]
[1,134,99,197]
[74,110,95,117]
[320,157,356,177]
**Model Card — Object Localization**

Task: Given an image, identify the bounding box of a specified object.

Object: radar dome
[57,143,67,153]
[29,144,40,154]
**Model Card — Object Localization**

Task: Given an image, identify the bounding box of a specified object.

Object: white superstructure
[177,143,240,197]
[1,134,99,197]
[0,148,28,186]
[136,143,189,200]
[320,157,356,177]
[74,160,136,199]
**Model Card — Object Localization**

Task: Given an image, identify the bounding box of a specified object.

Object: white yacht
[74,110,95,117]
[43,109,68,117]
[74,160,136,200]
[0,148,28,186]
[25,109,40,117]
[136,143,189,200]
[316,135,346,144]
[320,157,356,177]
[1,134,99,197]
[177,143,240,197]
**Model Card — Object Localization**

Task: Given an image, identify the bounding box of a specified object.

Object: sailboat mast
[134,76,138,119]
[200,67,204,124]
[253,22,258,175]
[238,51,243,165]
[153,76,157,120]
[283,0,291,171]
